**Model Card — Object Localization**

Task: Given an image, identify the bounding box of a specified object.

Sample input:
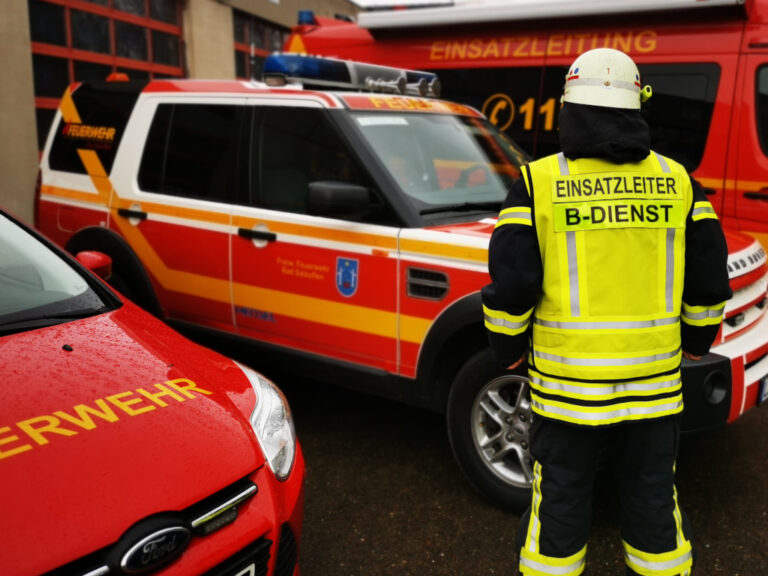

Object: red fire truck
[289,0,768,241]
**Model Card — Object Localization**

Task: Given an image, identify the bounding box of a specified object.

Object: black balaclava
[558,101,651,164]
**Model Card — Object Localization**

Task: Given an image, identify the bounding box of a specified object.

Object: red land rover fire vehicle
[35,52,768,510]
[0,209,303,576]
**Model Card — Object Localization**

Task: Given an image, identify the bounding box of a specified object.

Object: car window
[756,66,768,158]
[351,112,522,212]
[0,214,110,331]
[138,103,243,202]
[48,82,143,175]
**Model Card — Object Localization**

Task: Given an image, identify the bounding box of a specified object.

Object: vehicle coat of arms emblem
[336,257,359,297]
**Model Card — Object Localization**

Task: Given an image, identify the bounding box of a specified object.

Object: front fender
[415,292,487,412]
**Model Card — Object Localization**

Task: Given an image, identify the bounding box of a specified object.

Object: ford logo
[120,526,191,573]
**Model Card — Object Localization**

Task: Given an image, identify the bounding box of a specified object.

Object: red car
[0,209,304,575]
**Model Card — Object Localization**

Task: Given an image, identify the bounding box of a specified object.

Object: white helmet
[562,48,649,110]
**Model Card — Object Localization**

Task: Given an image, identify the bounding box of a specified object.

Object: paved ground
[275,377,768,576]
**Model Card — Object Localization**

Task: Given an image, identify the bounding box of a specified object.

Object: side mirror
[76,250,112,280]
[307,181,377,217]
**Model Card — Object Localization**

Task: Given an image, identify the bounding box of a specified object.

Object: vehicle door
[732,49,768,249]
[111,97,245,332]
[229,99,400,374]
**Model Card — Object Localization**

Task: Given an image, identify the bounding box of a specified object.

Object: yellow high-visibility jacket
[482,151,731,426]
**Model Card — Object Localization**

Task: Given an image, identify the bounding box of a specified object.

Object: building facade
[3,0,358,223]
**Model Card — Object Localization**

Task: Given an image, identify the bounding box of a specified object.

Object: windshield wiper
[0,309,103,336]
[420,201,502,215]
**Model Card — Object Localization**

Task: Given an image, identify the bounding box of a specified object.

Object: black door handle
[743,191,768,200]
[238,228,277,242]
[702,187,716,196]
[117,208,148,220]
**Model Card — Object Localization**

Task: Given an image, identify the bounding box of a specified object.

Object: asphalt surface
[273,377,768,576]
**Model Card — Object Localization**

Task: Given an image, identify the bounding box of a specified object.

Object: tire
[446,348,533,511]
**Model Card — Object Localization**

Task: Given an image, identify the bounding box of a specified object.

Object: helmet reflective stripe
[566,76,640,93]
[562,48,644,110]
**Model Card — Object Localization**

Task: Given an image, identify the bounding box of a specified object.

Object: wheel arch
[415,291,489,413]
[66,226,162,316]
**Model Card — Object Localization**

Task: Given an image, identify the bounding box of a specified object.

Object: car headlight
[236,362,297,481]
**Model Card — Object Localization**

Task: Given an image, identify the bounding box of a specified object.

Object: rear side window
[640,63,720,172]
[48,82,143,175]
[756,66,768,157]
[138,103,243,202]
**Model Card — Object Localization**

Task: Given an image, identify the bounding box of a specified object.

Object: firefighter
[481,48,731,575]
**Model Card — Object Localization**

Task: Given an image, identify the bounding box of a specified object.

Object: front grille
[44,476,259,576]
[202,537,272,576]
[274,524,298,576]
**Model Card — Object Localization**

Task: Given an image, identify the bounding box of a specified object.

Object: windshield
[351,111,528,215]
[0,214,110,334]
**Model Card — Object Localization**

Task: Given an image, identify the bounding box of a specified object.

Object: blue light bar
[263,53,441,97]
[297,10,317,25]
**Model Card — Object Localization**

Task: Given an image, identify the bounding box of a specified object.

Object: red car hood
[0,304,263,572]
[427,218,497,238]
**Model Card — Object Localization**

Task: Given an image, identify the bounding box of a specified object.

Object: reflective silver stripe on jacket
[495,208,533,227]
[484,313,530,333]
[691,203,716,220]
[557,153,581,317]
[531,397,683,422]
[681,304,725,321]
[530,373,681,397]
[534,347,681,367]
[653,151,671,173]
[653,152,678,313]
[534,316,679,330]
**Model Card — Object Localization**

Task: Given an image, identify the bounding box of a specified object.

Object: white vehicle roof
[356,0,746,29]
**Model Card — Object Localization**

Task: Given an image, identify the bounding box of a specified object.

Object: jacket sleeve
[481,170,543,366]
[681,176,732,356]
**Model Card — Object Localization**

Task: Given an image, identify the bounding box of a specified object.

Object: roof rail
[263,53,441,97]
